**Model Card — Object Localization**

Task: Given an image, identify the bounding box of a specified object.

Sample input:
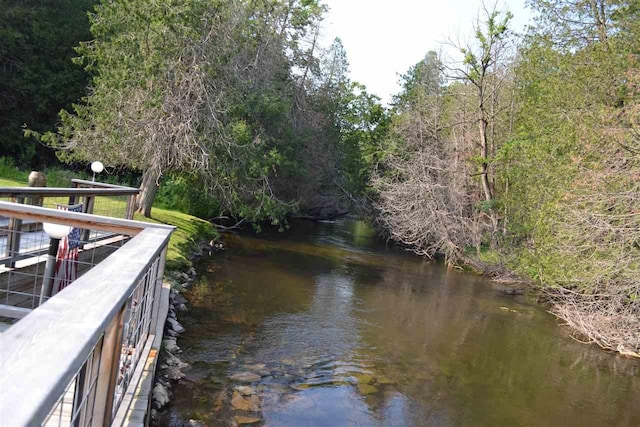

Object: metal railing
[0,201,174,426]
[0,181,139,268]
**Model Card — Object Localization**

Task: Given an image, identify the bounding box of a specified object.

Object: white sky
[320,0,533,105]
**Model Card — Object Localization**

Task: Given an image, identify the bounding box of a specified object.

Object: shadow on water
[159,218,640,427]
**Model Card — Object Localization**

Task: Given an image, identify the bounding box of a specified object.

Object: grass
[135,208,216,271]
[0,164,215,272]
[0,176,24,187]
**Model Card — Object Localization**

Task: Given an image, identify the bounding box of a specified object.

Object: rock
[229,372,261,382]
[174,293,187,305]
[165,328,178,337]
[231,391,260,411]
[165,354,191,370]
[246,363,266,370]
[167,318,186,334]
[357,383,379,395]
[234,385,256,396]
[188,267,196,276]
[152,384,170,408]
[235,415,262,425]
[212,389,226,412]
[165,366,185,381]
[374,375,394,385]
[186,420,206,427]
[157,377,171,388]
[178,303,188,312]
[163,338,179,353]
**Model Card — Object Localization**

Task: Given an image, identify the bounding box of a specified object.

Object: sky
[320,0,534,105]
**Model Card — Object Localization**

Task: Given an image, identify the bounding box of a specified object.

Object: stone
[229,372,261,382]
[357,383,378,395]
[167,318,185,334]
[166,354,191,370]
[234,385,256,396]
[165,366,185,381]
[178,303,188,312]
[163,338,179,353]
[165,328,178,337]
[231,391,260,412]
[246,363,266,370]
[235,415,262,425]
[152,384,170,408]
[374,375,394,385]
[187,420,206,427]
[174,294,187,305]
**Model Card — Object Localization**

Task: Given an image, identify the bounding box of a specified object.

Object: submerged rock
[357,383,379,395]
[231,391,260,411]
[235,385,256,396]
[235,415,261,425]
[229,372,261,382]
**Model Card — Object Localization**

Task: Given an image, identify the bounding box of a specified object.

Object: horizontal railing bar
[0,232,126,269]
[0,201,174,236]
[71,179,139,192]
[0,304,31,319]
[0,227,172,426]
[0,186,139,198]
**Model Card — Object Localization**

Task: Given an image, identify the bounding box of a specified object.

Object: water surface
[160,219,640,426]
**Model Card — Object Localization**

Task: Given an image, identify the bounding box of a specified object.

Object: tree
[501,0,640,351]
[374,51,480,261]
[0,0,95,167]
[41,0,325,220]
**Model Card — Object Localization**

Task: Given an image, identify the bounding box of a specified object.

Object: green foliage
[0,0,96,167]
[153,175,221,220]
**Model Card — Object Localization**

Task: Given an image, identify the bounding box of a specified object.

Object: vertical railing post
[149,246,168,337]
[69,180,79,205]
[91,306,125,427]
[126,194,137,220]
[81,195,95,241]
[7,196,24,267]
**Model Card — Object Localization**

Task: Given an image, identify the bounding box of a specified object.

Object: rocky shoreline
[151,240,223,425]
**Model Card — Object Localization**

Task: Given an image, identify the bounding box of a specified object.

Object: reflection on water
[160,219,640,427]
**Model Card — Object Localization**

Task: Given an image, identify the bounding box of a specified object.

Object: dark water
[160,219,640,427]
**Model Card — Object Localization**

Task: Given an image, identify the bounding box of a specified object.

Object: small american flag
[52,204,83,295]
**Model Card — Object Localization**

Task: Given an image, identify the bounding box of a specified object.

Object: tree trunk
[136,169,160,218]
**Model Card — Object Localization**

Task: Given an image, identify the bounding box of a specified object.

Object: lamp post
[39,222,71,306]
[91,161,104,182]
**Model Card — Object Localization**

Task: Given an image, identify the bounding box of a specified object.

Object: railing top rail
[0,186,139,198]
[0,227,172,426]
[0,201,174,236]
[71,178,139,192]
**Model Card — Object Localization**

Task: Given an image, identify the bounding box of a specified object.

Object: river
[159,218,640,426]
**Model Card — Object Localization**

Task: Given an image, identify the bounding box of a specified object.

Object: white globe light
[91,161,104,174]
[43,222,72,239]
